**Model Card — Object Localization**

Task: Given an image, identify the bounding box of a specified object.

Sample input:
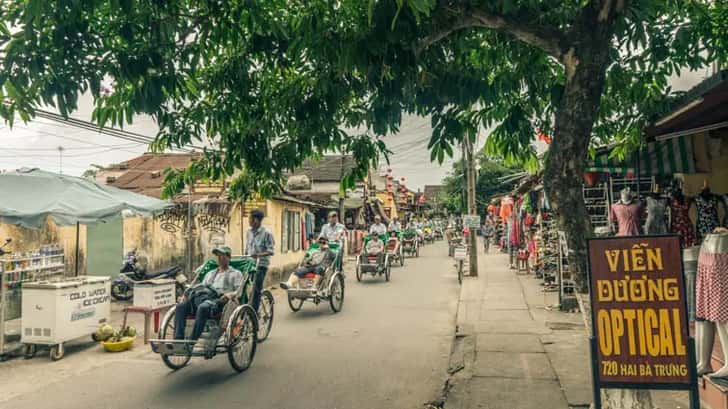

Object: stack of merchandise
[534,216,559,291]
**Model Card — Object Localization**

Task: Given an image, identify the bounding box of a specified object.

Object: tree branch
[416,7,568,62]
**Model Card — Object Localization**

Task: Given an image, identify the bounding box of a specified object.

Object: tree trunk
[542,1,654,408]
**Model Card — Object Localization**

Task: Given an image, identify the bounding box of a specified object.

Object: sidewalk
[0,301,153,403]
[444,247,592,409]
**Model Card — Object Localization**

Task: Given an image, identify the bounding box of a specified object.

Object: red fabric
[500,197,514,220]
[510,197,522,246]
[536,128,552,145]
[517,249,529,261]
[696,252,728,322]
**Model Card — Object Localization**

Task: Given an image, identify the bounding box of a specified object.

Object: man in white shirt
[369,215,387,236]
[319,211,346,242]
[388,217,401,234]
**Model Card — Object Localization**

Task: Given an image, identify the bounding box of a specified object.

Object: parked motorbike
[110,250,187,301]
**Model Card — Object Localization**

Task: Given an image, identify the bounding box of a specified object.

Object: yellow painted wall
[376,191,398,219]
[122,199,310,280]
[264,200,309,269]
[0,218,87,275]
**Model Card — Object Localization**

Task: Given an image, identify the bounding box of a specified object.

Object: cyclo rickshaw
[386,231,405,267]
[423,226,434,244]
[284,241,345,313]
[355,234,392,282]
[149,256,274,373]
[401,228,420,257]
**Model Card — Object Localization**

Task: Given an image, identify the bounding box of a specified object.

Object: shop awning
[0,168,172,229]
[585,134,695,175]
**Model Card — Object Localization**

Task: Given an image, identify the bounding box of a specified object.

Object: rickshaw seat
[386,239,398,251]
[302,272,317,279]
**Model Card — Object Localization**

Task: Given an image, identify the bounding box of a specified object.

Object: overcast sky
[0,67,712,190]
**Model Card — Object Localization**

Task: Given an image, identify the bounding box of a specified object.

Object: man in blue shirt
[245,209,275,312]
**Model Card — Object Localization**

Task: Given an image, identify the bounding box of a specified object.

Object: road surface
[2,240,459,409]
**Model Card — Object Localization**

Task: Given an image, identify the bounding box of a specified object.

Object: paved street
[1,241,459,409]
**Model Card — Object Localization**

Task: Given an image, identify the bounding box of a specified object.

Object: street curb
[427,276,478,409]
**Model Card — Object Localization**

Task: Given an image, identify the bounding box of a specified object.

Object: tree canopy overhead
[1,0,726,288]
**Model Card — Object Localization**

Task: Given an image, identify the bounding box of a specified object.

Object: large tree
[1,2,725,405]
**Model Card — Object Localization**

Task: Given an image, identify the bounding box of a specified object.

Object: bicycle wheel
[287,292,304,312]
[355,259,363,282]
[329,274,344,313]
[257,290,274,343]
[160,307,191,371]
[227,305,258,373]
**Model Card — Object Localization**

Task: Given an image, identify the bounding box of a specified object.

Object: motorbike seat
[143,265,180,279]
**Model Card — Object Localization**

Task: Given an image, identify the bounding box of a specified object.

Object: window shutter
[281,211,289,252]
[294,212,301,251]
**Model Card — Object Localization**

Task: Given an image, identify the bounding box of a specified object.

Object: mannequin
[609,187,644,236]
[669,187,696,248]
[644,188,668,235]
[694,183,720,242]
[695,230,728,377]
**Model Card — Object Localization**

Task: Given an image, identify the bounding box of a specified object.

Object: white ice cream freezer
[21,276,111,360]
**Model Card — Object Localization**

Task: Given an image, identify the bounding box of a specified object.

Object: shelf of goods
[1,244,66,357]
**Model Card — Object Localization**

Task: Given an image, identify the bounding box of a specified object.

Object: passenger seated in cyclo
[174,246,242,349]
[363,234,386,265]
[280,236,336,290]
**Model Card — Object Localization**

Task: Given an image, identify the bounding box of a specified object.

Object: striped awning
[585,135,695,175]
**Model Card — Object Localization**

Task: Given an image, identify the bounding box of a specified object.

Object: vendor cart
[21,276,111,360]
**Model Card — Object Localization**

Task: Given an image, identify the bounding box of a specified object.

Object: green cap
[212,245,232,257]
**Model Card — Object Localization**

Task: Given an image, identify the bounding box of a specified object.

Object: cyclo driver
[280,236,336,290]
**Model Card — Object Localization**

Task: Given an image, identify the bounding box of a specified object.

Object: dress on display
[694,194,721,242]
[644,196,668,235]
[609,201,644,237]
[669,197,696,248]
[696,233,728,323]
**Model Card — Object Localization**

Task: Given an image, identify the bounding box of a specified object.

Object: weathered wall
[122,199,310,286]
[0,219,87,275]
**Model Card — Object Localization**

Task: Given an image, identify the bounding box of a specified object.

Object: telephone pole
[462,137,479,277]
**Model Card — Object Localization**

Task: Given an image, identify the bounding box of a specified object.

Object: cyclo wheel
[329,274,344,313]
[399,247,405,266]
[257,290,274,343]
[355,258,363,282]
[287,292,304,312]
[159,306,191,371]
[227,305,258,373]
[385,262,391,282]
[458,260,464,284]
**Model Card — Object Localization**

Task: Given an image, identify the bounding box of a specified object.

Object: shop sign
[463,215,481,228]
[587,236,698,409]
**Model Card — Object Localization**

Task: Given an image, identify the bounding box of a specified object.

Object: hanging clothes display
[669,196,696,248]
[723,194,728,227]
[499,196,514,220]
[609,201,644,237]
[644,196,668,235]
[510,197,523,247]
[694,194,721,242]
[696,233,728,322]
